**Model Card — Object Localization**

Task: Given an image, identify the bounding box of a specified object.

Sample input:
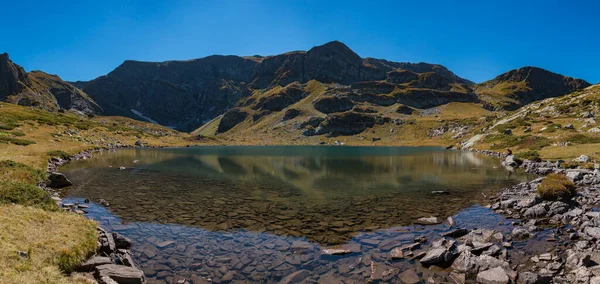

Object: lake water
[61,146,539,283]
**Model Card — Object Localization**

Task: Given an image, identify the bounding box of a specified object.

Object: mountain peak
[307,41,361,63]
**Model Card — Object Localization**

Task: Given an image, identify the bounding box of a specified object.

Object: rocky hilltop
[0,53,101,114]
[475,66,590,111]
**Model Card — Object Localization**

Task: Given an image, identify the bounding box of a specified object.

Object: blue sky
[1,0,598,83]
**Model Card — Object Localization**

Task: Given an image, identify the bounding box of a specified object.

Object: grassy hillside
[469,84,600,160]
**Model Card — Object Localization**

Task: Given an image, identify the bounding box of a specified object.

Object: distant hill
[474,66,590,111]
[0,53,101,114]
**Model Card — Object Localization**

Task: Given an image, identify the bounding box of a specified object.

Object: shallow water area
[61,146,548,283]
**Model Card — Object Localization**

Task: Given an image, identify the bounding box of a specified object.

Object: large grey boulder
[95,264,145,284]
[452,250,479,274]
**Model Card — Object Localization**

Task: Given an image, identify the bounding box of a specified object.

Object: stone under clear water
[61,146,540,283]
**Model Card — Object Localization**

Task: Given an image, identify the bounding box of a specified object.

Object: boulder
[523,203,547,218]
[282,108,301,121]
[95,264,145,284]
[420,247,454,265]
[451,250,479,274]
[511,227,530,239]
[516,272,542,284]
[476,267,509,284]
[574,155,591,163]
[48,172,72,188]
[134,140,143,147]
[441,228,469,238]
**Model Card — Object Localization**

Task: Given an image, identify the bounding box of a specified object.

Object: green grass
[0,160,47,185]
[564,134,600,144]
[485,134,551,151]
[0,135,36,146]
[537,173,576,201]
[47,150,70,160]
[514,150,540,160]
[493,118,531,133]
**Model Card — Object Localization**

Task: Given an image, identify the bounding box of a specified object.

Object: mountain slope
[0,53,101,114]
[464,84,600,160]
[474,66,590,111]
[80,41,474,132]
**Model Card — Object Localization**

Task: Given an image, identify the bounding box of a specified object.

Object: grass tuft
[537,173,577,201]
[47,150,70,160]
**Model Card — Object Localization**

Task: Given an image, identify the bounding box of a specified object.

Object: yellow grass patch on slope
[0,205,97,283]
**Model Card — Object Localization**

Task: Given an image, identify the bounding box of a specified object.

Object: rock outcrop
[0,53,101,114]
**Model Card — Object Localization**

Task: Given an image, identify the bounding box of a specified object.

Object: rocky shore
[418,150,600,283]
[43,144,150,284]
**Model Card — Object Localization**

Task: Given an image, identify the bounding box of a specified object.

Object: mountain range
[1,41,591,134]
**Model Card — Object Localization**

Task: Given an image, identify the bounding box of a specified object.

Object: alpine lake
[61,146,546,283]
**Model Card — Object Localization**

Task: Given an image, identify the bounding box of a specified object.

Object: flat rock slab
[77,256,112,272]
[278,269,310,284]
[414,216,442,225]
[95,264,146,284]
[398,268,420,284]
[321,243,361,255]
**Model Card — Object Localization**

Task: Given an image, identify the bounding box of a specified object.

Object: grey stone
[523,203,548,218]
[512,227,530,239]
[420,247,452,265]
[442,228,469,238]
[585,227,600,239]
[476,267,509,284]
[516,272,542,284]
[77,256,112,272]
[415,216,442,225]
[113,233,132,249]
[95,264,146,284]
[451,250,479,274]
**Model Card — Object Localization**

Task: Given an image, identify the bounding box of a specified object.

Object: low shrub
[0,181,57,211]
[537,173,577,201]
[0,136,36,146]
[47,150,70,160]
[514,150,541,161]
[10,130,25,137]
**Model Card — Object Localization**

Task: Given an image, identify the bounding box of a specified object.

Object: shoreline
[46,145,600,283]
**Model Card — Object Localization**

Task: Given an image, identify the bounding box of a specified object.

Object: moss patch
[537,173,577,201]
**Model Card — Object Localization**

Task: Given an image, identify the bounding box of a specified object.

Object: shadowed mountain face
[0,53,101,114]
[475,66,591,111]
[79,41,478,132]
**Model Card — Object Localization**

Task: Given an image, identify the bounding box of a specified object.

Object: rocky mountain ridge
[0,53,101,114]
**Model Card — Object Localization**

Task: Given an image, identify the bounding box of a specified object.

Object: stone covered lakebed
[59,146,558,283]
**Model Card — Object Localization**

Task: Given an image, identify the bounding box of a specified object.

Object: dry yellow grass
[0,205,97,283]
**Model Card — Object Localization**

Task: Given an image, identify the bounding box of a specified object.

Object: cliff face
[475,67,591,111]
[0,53,101,114]
[81,41,474,131]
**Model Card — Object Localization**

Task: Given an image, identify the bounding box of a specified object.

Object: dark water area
[61,146,544,283]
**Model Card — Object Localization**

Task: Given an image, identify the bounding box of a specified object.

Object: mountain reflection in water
[62,146,531,245]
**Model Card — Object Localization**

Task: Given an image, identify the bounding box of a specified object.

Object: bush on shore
[537,173,577,201]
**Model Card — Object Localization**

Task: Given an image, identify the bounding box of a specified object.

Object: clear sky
[1,0,598,83]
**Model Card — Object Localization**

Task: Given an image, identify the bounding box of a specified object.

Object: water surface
[62,146,536,283]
